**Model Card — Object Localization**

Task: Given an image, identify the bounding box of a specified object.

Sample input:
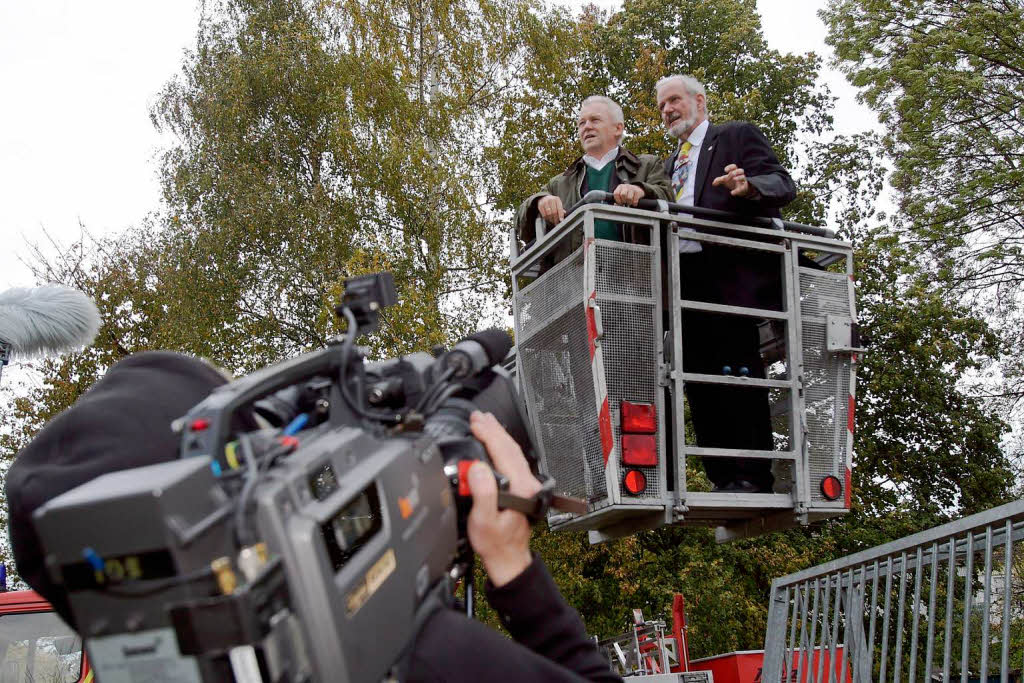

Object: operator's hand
[613,183,644,207]
[712,164,758,198]
[537,194,566,225]
[466,411,543,587]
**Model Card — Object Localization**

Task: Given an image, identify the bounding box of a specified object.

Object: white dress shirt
[583,146,619,171]
[675,120,710,253]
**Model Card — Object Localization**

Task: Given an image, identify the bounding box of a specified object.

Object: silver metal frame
[762,498,1024,682]
[510,203,858,543]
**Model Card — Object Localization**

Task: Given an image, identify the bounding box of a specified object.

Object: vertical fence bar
[798,580,812,683]
[879,556,894,683]
[818,575,833,683]
[764,583,790,683]
[893,552,908,683]
[925,541,939,680]
[786,584,801,681]
[838,569,851,683]
[980,525,993,682]
[827,574,841,683]
[909,546,924,681]
[806,579,821,683]
[943,535,955,682]
[857,566,872,683]
[961,531,975,683]
[1000,520,1012,682]
[852,566,872,683]
[867,559,880,678]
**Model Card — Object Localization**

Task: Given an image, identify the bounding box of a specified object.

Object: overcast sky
[0,0,879,293]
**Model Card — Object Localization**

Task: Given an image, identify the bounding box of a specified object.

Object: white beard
[668,115,696,139]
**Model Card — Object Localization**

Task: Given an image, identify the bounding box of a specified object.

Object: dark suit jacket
[663,121,796,218]
[666,122,797,479]
[664,120,799,309]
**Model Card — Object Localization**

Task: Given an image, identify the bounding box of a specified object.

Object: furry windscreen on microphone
[0,285,101,357]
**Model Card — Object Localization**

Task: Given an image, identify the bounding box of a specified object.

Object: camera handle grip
[179,345,345,462]
[455,462,587,521]
[496,479,588,521]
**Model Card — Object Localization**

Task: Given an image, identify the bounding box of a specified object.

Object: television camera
[32,272,583,683]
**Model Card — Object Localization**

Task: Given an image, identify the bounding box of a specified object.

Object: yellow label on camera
[346,548,396,616]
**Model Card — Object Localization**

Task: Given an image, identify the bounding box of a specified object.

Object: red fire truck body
[0,589,91,682]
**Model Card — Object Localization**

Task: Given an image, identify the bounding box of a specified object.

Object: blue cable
[283,413,309,436]
[83,547,104,572]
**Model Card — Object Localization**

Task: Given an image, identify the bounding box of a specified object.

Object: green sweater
[586,163,619,241]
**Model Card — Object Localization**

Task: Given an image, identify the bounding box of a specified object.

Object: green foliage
[527,525,832,657]
[150,0,529,365]
[853,229,1013,517]
[492,0,833,221]
[823,0,1024,407]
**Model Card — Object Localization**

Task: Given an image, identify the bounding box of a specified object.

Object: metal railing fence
[762,499,1024,682]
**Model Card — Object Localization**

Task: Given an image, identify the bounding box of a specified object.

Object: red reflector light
[621,401,656,433]
[821,475,842,501]
[623,469,647,495]
[190,418,210,432]
[622,434,657,466]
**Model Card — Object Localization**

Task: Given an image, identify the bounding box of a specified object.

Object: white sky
[0,0,879,292]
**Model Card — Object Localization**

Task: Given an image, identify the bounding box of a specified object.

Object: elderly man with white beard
[655,74,797,494]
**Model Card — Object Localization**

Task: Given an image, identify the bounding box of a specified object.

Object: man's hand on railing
[612,183,644,207]
[537,194,566,225]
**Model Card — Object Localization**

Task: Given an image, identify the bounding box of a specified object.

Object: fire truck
[0,583,90,682]
[510,192,860,543]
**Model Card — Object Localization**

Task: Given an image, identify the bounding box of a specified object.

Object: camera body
[33,274,532,683]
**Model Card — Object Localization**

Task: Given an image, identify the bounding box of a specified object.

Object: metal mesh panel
[769,388,792,452]
[594,242,661,500]
[600,299,660,499]
[799,269,851,318]
[801,320,850,503]
[516,246,585,343]
[518,313,606,502]
[595,241,654,298]
[799,266,853,504]
[516,245,607,502]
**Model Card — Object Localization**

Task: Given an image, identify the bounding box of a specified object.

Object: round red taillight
[623,469,647,495]
[821,475,842,501]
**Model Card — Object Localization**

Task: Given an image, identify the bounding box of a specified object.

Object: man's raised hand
[712,163,756,198]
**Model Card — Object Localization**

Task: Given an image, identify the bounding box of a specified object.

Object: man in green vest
[516,96,673,246]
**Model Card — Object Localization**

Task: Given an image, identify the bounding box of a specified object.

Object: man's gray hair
[655,74,709,116]
[580,95,625,126]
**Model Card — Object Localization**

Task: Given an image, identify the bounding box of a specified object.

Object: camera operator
[406,410,621,682]
[6,352,621,682]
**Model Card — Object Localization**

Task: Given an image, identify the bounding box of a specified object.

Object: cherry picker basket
[510,193,860,542]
